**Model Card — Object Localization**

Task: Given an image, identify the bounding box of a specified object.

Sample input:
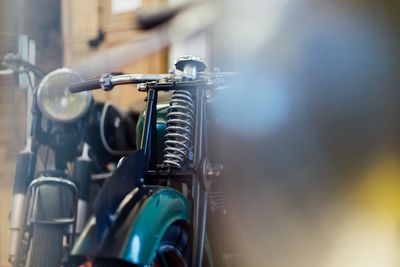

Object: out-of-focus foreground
[1,0,400,266]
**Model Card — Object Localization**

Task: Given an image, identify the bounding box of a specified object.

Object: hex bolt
[175,55,207,80]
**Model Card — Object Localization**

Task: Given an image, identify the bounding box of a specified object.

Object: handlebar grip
[69,79,101,93]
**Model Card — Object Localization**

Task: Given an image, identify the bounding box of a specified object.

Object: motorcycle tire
[94,223,189,267]
[26,224,64,267]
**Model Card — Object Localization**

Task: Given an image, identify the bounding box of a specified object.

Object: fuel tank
[136,104,169,164]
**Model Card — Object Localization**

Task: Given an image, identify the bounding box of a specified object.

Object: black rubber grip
[13,151,37,195]
[69,79,101,93]
[136,6,184,30]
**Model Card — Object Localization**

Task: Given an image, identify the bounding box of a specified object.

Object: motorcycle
[68,56,235,267]
[3,55,138,267]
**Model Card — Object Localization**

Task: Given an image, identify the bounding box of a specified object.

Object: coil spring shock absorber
[163,90,195,168]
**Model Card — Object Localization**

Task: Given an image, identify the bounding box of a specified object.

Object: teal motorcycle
[68,56,233,267]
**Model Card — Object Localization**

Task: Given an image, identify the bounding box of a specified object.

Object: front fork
[8,142,92,265]
[9,140,36,265]
[72,143,92,234]
[192,86,210,267]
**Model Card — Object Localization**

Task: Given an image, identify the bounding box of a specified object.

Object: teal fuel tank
[136,104,169,164]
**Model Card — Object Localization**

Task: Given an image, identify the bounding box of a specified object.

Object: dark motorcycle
[68,56,234,267]
[3,55,138,267]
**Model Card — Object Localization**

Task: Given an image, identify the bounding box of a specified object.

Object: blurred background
[1,0,400,266]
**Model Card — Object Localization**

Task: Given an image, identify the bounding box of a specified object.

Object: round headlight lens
[36,68,91,122]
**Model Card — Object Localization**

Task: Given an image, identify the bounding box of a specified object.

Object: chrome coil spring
[163,90,195,168]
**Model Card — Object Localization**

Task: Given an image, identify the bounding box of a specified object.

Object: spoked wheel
[25,224,64,267]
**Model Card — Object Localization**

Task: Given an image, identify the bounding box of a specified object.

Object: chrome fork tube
[9,194,25,264]
[73,143,92,234]
[9,139,36,265]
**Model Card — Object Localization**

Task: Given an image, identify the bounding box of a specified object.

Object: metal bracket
[200,159,223,191]
[99,73,113,91]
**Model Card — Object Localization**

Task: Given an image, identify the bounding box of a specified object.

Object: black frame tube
[141,88,158,170]
[191,85,208,267]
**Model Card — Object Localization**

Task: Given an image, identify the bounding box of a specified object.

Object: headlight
[36,68,91,122]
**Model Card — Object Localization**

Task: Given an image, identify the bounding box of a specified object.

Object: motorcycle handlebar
[69,79,101,93]
[2,53,46,79]
[69,73,172,93]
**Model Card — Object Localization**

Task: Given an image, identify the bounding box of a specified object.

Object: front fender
[70,187,189,265]
[30,175,76,224]
[100,187,189,265]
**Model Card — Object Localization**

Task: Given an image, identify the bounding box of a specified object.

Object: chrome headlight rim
[36,68,92,123]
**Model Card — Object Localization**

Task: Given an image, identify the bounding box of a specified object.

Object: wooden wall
[62,0,168,110]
